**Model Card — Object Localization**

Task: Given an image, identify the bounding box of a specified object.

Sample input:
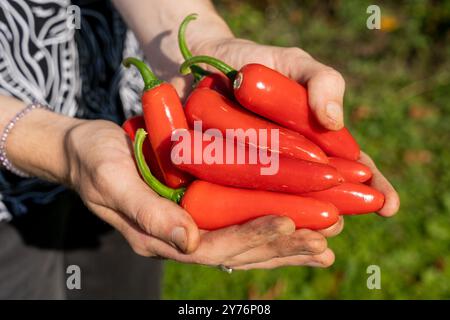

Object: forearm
[0,95,81,184]
[112,0,233,80]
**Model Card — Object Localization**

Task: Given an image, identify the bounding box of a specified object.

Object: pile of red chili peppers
[121,14,385,231]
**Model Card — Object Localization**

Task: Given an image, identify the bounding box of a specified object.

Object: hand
[188,38,400,217]
[65,119,342,269]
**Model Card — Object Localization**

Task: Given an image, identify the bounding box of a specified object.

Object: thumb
[307,69,345,131]
[282,53,346,131]
[114,178,200,254]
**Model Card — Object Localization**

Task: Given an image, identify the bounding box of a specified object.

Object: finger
[234,248,335,270]
[124,183,200,253]
[226,229,327,267]
[359,152,400,217]
[199,42,346,130]
[215,215,296,255]
[276,51,346,131]
[318,216,345,238]
[90,196,205,261]
[89,202,157,257]
[136,215,295,267]
[92,204,303,268]
[104,170,201,253]
[172,216,295,266]
[307,68,345,131]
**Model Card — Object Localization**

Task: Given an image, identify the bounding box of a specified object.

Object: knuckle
[236,216,295,250]
[148,201,189,232]
[248,216,293,245]
[272,232,327,256]
[271,236,294,257]
[241,218,273,246]
[130,242,154,258]
[135,205,155,234]
[306,237,328,254]
[140,238,161,258]
[273,47,312,71]
[319,68,346,87]
[246,232,266,248]
[285,47,312,59]
[268,216,295,236]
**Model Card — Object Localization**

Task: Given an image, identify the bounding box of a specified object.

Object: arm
[0,95,76,183]
[112,0,233,95]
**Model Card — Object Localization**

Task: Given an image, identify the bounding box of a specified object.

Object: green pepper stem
[178,13,196,60]
[134,129,185,204]
[123,57,163,91]
[178,13,209,82]
[180,56,238,81]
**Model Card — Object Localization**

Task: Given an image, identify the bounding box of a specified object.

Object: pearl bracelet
[0,101,49,178]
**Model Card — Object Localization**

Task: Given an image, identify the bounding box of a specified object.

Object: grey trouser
[0,191,162,299]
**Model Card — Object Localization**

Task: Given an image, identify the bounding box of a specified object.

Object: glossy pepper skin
[182,181,339,230]
[134,129,339,230]
[328,157,372,183]
[180,58,360,160]
[303,182,384,215]
[178,14,233,97]
[123,58,191,188]
[196,72,233,97]
[121,115,164,182]
[185,87,328,163]
[172,129,343,194]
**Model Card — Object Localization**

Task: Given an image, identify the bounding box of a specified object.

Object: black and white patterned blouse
[0,0,146,221]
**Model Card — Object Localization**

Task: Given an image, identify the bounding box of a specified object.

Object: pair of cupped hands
[67,38,400,270]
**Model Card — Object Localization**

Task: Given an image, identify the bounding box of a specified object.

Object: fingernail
[171,227,188,252]
[325,102,344,129]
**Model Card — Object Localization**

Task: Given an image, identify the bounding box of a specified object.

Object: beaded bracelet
[0,101,48,178]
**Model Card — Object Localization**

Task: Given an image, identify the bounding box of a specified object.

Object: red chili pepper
[171,129,343,194]
[328,157,372,183]
[182,181,339,230]
[122,115,146,141]
[178,14,233,97]
[303,182,385,215]
[195,72,232,96]
[185,87,328,163]
[180,57,360,160]
[121,115,164,182]
[134,129,339,230]
[123,58,191,188]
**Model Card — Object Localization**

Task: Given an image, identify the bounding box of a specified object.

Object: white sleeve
[0,194,12,222]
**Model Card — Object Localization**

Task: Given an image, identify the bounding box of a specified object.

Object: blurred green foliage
[164,0,450,299]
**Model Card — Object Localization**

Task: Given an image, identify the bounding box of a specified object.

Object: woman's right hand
[65,119,341,269]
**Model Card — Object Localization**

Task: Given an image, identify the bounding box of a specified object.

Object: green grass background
[163,0,450,299]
